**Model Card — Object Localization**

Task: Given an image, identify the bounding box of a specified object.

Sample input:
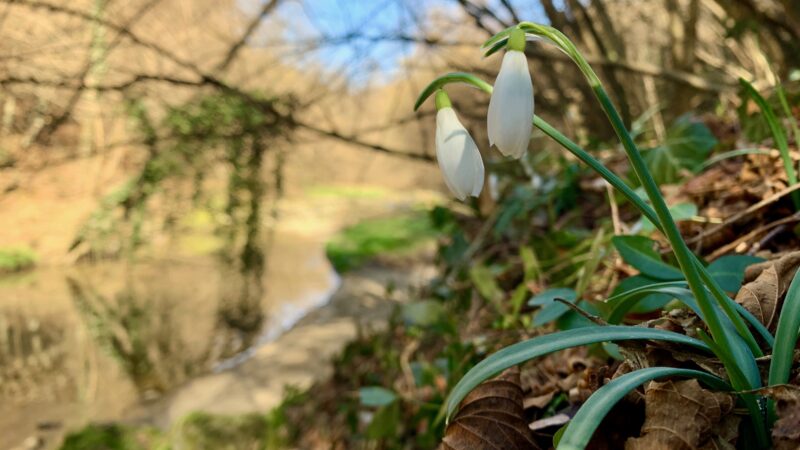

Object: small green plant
[325,212,439,272]
[60,424,162,450]
[0,246,37,273]
[416,22,800,449]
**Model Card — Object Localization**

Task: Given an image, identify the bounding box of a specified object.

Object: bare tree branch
[214,0,282,72]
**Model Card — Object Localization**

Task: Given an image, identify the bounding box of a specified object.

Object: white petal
[487,50,534,159]
[435,108,484,200]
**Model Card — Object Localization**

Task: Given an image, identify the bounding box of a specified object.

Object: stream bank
[132,252,437,428]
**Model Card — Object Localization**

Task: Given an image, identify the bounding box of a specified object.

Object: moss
[172,412,269,450]
[325,211,438,273]
[59,424,163,450]
[0,246,37,274]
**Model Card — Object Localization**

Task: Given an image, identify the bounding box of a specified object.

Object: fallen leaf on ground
[768,385,800,449]
[441,367,540,450]
[624,379,738,450]
[736,251,800,330]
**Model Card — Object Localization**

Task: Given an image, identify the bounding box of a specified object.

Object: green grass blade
[777,85,800,152]
[700,148,770,169]
[740,78,799,208]
[413,72,494,111]
[606,284,694,324]
[557,367,729,450]
[444,326,711,420]
[731,299,774,347]
[769,266,800,385]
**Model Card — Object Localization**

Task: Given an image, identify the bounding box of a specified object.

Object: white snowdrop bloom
[487,49,534,159]
[435,107,485,200]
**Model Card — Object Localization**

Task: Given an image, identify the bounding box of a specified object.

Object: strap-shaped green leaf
[557,367,730,450]
[740,78,799,208]
[769,266,800,386]
[611,235,684,280]
[445,326,710,420]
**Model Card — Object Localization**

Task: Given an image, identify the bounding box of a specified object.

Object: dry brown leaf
[736,265,780,329]
[624,379,738,450]
[523,391,555,410]
[769,385,800,449]
[736,251,800,330]
[441,367,539,450]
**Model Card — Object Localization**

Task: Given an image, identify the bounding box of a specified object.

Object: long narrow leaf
[777,85,800,153]
[769,267,800,385]
[605,283,693,323]
[444,326,710,420]
[740,78,799,208]
[556,367,730,450]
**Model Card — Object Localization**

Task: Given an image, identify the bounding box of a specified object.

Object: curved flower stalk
[487,28,534,159]
[433,90,484,200]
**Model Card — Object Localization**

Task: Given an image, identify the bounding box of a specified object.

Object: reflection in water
[0,227,338,448]
[0,311,68,400]
[67,266,271,397]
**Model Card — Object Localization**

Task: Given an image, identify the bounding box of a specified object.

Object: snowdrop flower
[434,90,484,200]
[487,28,534,159]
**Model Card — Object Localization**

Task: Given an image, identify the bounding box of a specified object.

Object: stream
[0,229,339,449]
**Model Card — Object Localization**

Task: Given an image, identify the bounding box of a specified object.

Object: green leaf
[556,367,729,450]
[556,301,600,330]
[611,236,683,280]
[365,402,400,439]
[642,115,717,184]
[529,288,576,306]
[469,265,503,303]
[740,79,800,208]
[606,282,695,324]
[606,275,682,316]
[359,387,397,407]
[639,202,697,233]
[769,267,800,386]
[445,326,711,420]
[529,288,578,327]
[707,255,764,293]
[401,300,444,327]
[520,246,541,282]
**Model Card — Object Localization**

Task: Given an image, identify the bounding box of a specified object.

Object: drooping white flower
[435,107,484,200]
[487,49,534,159]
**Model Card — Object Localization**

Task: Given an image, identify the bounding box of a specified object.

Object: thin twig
[687,183,800,247]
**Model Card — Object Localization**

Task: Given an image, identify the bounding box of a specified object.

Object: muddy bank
[131,254,436,428]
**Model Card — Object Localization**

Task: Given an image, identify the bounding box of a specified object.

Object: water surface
[0,230,337,449]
